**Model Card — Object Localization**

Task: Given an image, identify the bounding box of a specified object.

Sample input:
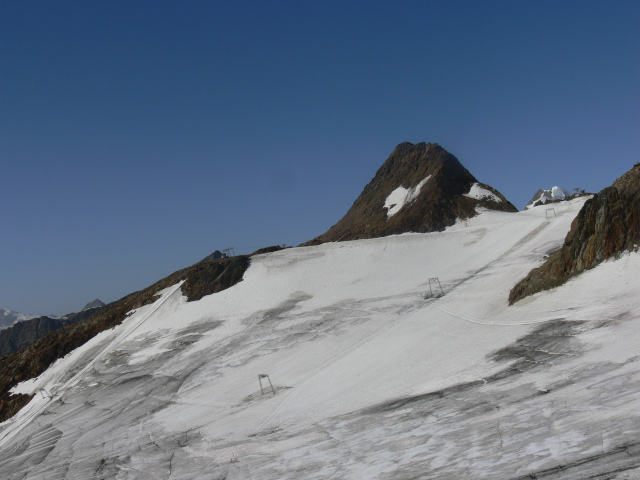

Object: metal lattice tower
[258,374,275,395]
[39,388,53,399]
[427,278,444,298]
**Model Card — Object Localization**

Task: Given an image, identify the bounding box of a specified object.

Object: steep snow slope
[1,197,639,479]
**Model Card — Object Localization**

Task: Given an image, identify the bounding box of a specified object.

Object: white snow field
[1,196,640,479]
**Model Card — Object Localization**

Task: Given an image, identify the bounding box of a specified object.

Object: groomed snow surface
[2,197,640,479]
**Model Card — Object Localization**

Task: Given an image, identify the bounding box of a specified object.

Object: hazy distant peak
[0,308,37,330]
[83,299,105,311]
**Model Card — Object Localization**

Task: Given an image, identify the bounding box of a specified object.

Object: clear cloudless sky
[1,1,639,315]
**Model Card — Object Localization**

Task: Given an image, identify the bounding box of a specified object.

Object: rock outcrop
[509,163,640,304]
[306,142,517,245]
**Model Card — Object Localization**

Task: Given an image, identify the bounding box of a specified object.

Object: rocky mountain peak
[82,299,106,311]
[306,142,516,244]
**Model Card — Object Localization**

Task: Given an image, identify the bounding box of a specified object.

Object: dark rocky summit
[0,254,250,422]
[510,163,640,304]
[306,142,516,245]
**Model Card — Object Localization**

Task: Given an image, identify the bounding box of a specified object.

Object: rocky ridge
[306,142,516,245]
[510,163,640,304]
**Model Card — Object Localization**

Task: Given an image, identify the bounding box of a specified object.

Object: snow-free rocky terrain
[1,195,640,479]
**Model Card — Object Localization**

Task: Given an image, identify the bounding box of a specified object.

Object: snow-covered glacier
[1,196,639,479]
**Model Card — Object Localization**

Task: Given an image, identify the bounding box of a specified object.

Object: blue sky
[1,1,639,315]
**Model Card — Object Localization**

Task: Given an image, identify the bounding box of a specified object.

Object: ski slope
[1,196,640,479]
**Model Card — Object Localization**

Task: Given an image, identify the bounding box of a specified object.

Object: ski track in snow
[1,197,640,479]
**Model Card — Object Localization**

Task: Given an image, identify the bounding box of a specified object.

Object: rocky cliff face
[509,163,640,304]
[306,142,516,245]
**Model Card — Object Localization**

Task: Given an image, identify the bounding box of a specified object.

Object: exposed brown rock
[181,256,249,302]
[0,393,32,423]
[305,142,516,245]
[509,163,640,304]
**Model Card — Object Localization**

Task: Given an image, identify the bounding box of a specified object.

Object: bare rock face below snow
[305,142,517,244]
[0,254,249,423]
[510,163,640,304]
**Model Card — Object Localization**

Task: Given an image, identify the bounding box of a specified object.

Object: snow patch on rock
[384,175,431,218]
[464,183,502,203]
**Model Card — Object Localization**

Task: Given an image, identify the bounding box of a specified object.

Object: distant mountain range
[0,309,37,331]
